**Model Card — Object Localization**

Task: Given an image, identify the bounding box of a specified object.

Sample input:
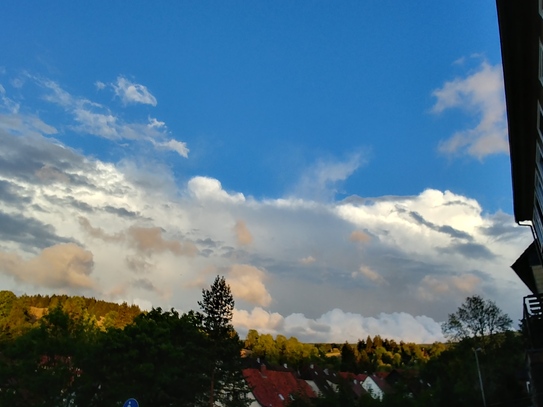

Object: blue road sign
[123,398,139,407]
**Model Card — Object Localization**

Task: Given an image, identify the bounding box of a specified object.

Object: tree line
[0,277,251,407]
[0,288,531,406]
[0,290,141,340]
[244,329,444,373]
[291,296,529,407]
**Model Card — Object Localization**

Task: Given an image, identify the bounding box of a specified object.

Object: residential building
[243,364,316,407]
[496,0,543,405]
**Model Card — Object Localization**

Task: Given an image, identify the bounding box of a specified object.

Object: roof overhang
[496,0,540,222]
[511,240,540,294]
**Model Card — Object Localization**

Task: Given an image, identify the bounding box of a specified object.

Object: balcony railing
[524,294,543,349]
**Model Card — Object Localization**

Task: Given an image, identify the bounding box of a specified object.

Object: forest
[0,285,532,406]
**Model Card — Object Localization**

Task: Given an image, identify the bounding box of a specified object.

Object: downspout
[518,220,543,263]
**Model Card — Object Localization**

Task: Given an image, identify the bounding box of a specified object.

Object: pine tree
[198,276,250,407]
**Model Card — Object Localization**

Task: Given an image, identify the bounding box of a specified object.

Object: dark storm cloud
[45,195,95,213]
[196,237,219,248]
[308,320,331,333]
[125,255,153,274]
[341,194,412,205]
[0,180,30,204]
[133,278,157,292]
[0,130,96,188]
[0,211,72,250]
[479,212,522,241]
[104,205,138,218]
[409,211,473,241]
[438,242,495,260]
[199,248,214,258]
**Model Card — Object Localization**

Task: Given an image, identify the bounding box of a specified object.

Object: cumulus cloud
[417,274,481,302]
[79,217,198,257]
[128,226,198,257]
[0,243,95,290]
[79,217,122,242]
[0,108,532,342]
[227,264,272,307]
[234,220,253,246]
[35,165,71,184]
[234,307,445,343]
[353,266,388,286]
[233,307,284,333]
[113,76,157,106]
[125,255,154,274]
[188,176,245,203]
[432,60,508,158]
[349,230,371,243]
[335,189,486,255]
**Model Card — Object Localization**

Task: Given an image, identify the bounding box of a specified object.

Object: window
[538,102,543,141]
[539,42,543,87]
[533,183,543,248]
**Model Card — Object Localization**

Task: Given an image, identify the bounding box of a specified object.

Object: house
[495,0,543,405]
[337,372,369,399]
[359,373,392,401]
[298,364,338,397]
[243,364,316,407]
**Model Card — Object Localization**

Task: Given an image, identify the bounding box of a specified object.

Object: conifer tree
[198,276,250,407]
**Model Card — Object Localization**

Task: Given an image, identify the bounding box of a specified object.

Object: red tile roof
[368,373,393,394]
[355,373,368,382]
[243,366,316,407]
[338,372,369,398]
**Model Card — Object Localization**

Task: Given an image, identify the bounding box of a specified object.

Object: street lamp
[473,348,487,407]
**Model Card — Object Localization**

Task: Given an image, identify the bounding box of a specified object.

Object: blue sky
[0,1,531,342]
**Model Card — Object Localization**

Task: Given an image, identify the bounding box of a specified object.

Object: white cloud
[293,153,365,201]
[148,117,165,128]
[188,176,246,203]
[95,81,106,90]
[227,264,272,307]
[353,266,388,286]
[417,274,481,302]
[113,76,157,106]
[233,307,284,333]
[153,139,189,158]
[233,307,445,343]
[432,60,508,158]
[234,220,253,246]
[349,230,371,243]
[28,76,189,158]
[0,111,532,342]
[0,243,96,290]
[73,107,119,139]
[0,83,20,114]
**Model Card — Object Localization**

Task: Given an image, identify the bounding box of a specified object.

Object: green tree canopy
[199,276,250,407]
[442,295,512,348]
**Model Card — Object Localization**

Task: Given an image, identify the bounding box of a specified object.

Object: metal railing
[524,294,543,349]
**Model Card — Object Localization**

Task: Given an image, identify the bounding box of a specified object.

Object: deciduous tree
[442,295,512,348]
